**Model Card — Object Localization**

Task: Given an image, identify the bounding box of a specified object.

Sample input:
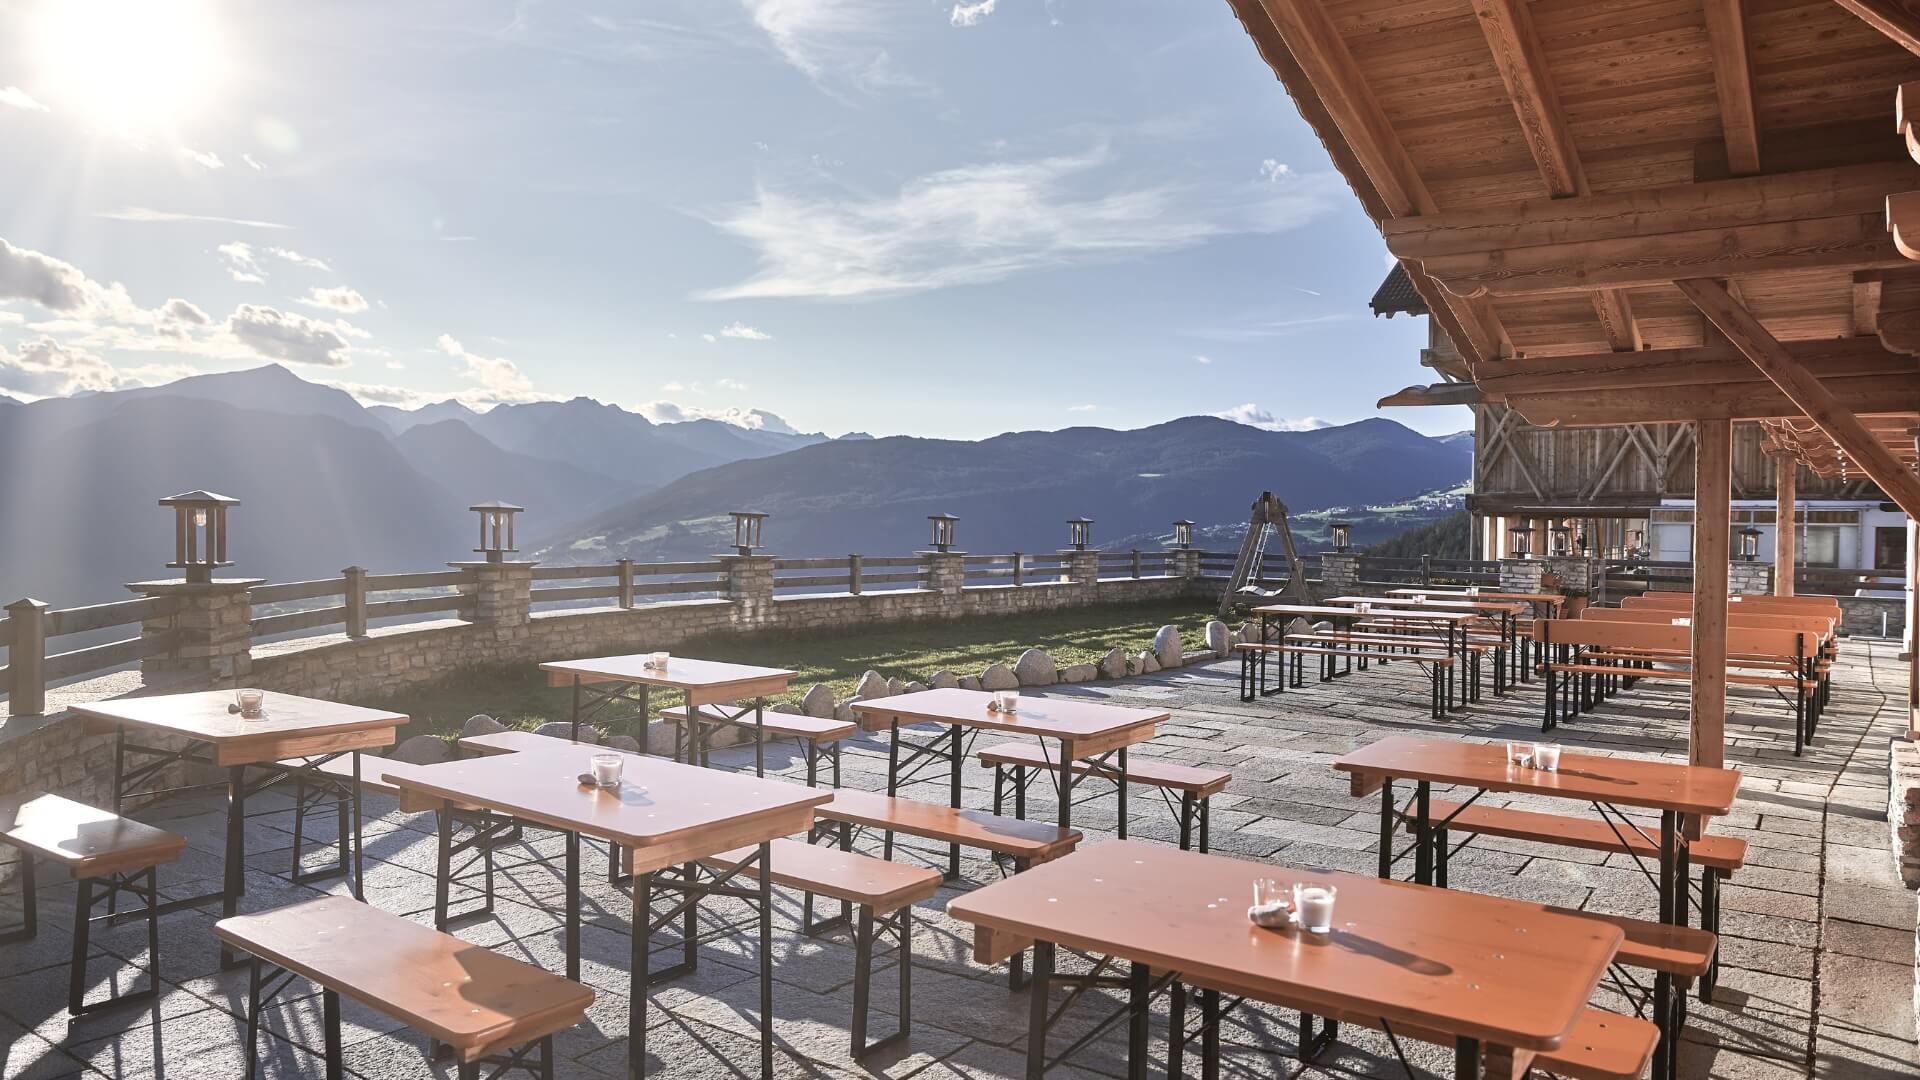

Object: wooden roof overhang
[1225,0,1920,505]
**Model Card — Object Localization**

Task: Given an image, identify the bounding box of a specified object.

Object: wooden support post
[3,598,49,717]
[848,554,863,596]
[1692,418,1733,770]
[617,558,635,608]
[1773,457,1796,596]
[342,566,368,638]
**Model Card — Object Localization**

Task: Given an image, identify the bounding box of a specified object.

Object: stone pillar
[451,561,536,633]
[128,577,264,685]
[1727,561,1773,596]
[1320,551,1361,595]
[1499,558,1547,594]
[1170,547,1202,580]
[1542,555,1598,615]
[922,550,967,600]
[718,554,777,628]
[1063,549,1101,588]
[3,598,48,715]
[342,566,368,638]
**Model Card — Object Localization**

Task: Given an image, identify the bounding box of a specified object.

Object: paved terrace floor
[2,642,1915,1080]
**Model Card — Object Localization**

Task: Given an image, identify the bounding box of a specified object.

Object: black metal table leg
[1414,781,1432,886]
[1377,777,1396,879]
[570,675,583,743]
[631,870,650,1080]
[1025,940,1054,1080]
[758,839,773,1080]
[949,723,963,880]
[1455,1036,1480,1080]
[1126,961,1149,1080]
[565,831,581,982]
[350,751,366,901]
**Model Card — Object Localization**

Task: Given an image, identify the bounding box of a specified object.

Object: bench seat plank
[816,789,1080,863]
[215,896,593,1062]
[974,740,1231,797]
[701,838,942,913]
[659,705,855,742]
[1407,800,1746,872]
[1,795,187,879]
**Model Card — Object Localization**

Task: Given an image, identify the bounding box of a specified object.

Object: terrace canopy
[1224,0,1920,762]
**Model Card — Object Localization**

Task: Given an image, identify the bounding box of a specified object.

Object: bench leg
[849,903,915,1058]
[68,867,161,1017]
[1297,1011,1338,1062]
[1008,857,1031,991]
[323,988,345,1080]
[0,854,34,944]
[1024,940,1053,1080]
[1699,870,1721,1003]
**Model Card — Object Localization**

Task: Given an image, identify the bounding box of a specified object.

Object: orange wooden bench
[657,704,853,786]
[975,739,1230,851]
[217,895,593,1080]
[2,794,186,1016]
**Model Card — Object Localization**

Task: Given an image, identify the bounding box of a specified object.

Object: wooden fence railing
[771,556,925,594]
[1358,555,1500,588]
[0,594,182,714]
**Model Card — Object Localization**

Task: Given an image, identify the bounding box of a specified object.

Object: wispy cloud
[717,377,750,391]
[1193,354,1212,365]
[226,305,358,367]
[1186,312,1356,343]
[1258,159,1291,183]
[718,321,772,340]
[636,399,799,433]
[698,148,1340,301]
[740,0,927,95]
[950,0,997,27]
[179,148,224,171]
[1212,403,1332,432]
[270,248,331,271]
[217,241,265,283]
[436,334,541,404]
[96,207,292,229]
[1067,403,1098,413]
[298,286,368,314]
[0,87,49,112]
[241,153,266,171]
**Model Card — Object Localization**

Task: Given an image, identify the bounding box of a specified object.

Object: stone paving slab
[2,642,1916,1079]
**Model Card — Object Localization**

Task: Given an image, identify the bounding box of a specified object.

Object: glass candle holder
[1249,878,1292,928]
[1532,743,1562,772]
[1506,741,1533,768]
[647,651,670,670]
[236,688,265,719]
[992,690,1020,713]
[1293,883,1337,934]
[590,752,623,788]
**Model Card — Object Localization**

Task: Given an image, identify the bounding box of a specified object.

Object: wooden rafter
[1834,0,1920,58]
[1470,336,1915,395]
[1702,0,1761,176]
[1473,0,1582,198]
[1505,376,1920,426]
[1592,289,1642,351]
[1677,276,1920,516]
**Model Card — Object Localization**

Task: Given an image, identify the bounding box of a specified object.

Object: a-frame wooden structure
[1224,0,1920,761]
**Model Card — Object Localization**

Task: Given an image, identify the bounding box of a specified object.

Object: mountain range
[0,366,1473,607]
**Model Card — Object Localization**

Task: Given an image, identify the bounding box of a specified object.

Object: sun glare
[32,0,227,140]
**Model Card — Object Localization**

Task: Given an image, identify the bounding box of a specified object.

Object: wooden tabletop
[1251,604,1476,623]
[71,690,405,766]
[1389,589,1565,607]
[382,744,829,873]
[1332,736,1741,818]
[947,840,1620,1052]
[540,654,795,705]
[849,687,1167,745]
[1325,595,1527,616]
[214,896,594,1061]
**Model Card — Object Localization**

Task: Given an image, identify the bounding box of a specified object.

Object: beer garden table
[850,688,1165,878]
[539,654,796,776]
[72,690,405,927]
[1387,588,1566,683]
[382,740,830,1080]
[1324,594,1528,693]
[947,839,1623,1080]
[1249,604,1480,711]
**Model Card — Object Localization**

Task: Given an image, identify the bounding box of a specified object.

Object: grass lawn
[359,597,1221,739]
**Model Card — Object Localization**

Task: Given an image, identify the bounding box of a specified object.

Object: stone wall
[1836,595,1906,639]
[1892,738,1920,889]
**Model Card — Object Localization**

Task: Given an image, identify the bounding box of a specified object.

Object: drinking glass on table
[1249,878,1292,928]
[992,690,1020,713]
[1293,883,1337,934]
[589,752,624,788]
[1533,743,1562,771]
[1506,741,1533,768]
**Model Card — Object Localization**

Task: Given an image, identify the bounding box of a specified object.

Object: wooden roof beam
[1472,336,1914,395]
[1473,0,1583,198]
[1702,0,1761,176]
[1505,374,1920,426]
[1676,276,1920,517]
[1835,1,1920,59]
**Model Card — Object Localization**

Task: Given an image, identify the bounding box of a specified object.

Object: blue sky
[0,0,1461,439]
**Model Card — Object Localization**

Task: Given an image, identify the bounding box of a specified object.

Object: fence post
[3,598,48,716]
[1131,549,1142,579]
[1421,553,1433,586]
[343,566,368,638]
[848,554,863,596]
[1012,552,1025,587]
[617,558,635,608]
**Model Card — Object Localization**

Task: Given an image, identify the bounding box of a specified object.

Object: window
[1875,526,1906,572]
[1803,527,1841,568]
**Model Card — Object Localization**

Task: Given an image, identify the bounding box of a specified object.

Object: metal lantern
[729,510,767,556]
[1509,524,1535,558]
[1739,525,1762,561]
[1629,528,1646,554]
[1549,522,1572,556]
[1575,522,1590,554]
[1067,517,1094,551]
[1172,519,1195,549]
[1330,522,1353,553]
[160,490,239,583]
[928,513,958,553]
[470,501,524,563]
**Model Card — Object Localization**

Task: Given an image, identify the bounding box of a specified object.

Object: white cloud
[950,0,996,26]
[636,400,798,433]
[180,148,224,171]
[701,333,717,342]
[718,321,771,340]
[95,207,291,229]
[1067,403,1097,413]
[227,304,355,367]
[299,286,368,314]
[436,334,539,403]
[241,153,265,171]
[1258,158,1291,183]
[717,377,750,391]
[1193,354,1212,365]
[0,236,127,314]
[698,147,1339,300]
[661,380,686,392]
[1187,312,1356,343]
[160,298,211,325]
[217,241,265,283]
[0,86,48,112]
[1212,403,1332,432]
[0,337,120,397]
[270,248,330,271]
[740,0,927,94]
